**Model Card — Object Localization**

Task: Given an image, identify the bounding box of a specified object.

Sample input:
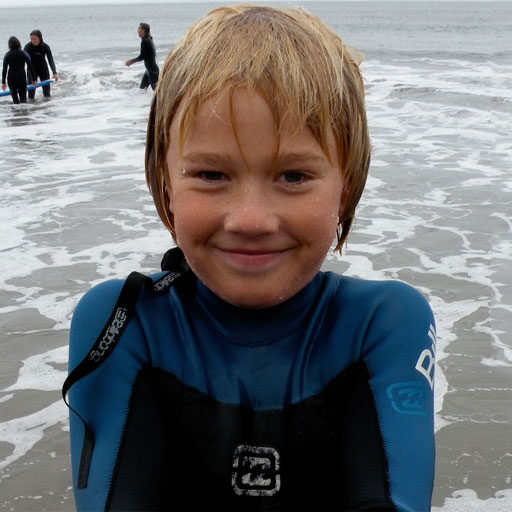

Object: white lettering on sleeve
[415,324,436,389]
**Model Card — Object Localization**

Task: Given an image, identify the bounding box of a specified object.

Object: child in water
[1,36,36,104]
[67,5,436,511]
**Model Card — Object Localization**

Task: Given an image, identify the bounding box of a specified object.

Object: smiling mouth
[217,248,288,270]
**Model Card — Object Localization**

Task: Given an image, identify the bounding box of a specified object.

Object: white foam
[0,400,68,474]
[433,489,512,512]
[3,346,68,393]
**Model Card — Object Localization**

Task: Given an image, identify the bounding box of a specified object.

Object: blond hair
[146,4,370,252]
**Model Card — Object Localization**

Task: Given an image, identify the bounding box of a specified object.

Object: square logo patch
[387,381,429,416]
[231,444,281,497]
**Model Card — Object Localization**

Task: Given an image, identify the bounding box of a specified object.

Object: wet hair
[30,30,43,44]
[139,23,150,36]
[146,4,371,253]
[8,36,21,51]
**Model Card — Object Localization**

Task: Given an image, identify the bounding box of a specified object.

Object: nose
[224,186,279,236]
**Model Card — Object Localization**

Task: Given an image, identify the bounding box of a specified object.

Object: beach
[0,2,511,510]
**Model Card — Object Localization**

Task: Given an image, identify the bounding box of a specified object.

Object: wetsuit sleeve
[23,51,35,80]
[362,281,435,512]
[68,280,150,511]
[44,43,57,74]
[2,54,7,84]
[132,40,145,62]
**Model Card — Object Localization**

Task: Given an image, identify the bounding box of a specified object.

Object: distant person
[1,36,36,104]
[24,29,58,98]
[125,22,159,90]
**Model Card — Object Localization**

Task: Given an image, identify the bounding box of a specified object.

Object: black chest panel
[106,361,395,511]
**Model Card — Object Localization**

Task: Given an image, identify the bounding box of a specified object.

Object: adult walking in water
[24,30,58,98]
[125,23,159,90]
[2,36,36,104]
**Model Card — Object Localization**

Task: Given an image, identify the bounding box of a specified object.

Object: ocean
[0,1,511,510]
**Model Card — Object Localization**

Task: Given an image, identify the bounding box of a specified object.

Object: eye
[279,171,308,184]
[199,171,225,182]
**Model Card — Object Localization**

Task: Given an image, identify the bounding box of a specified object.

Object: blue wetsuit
[68,264,435,511]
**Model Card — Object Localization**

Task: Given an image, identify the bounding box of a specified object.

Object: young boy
[67,5,435,511]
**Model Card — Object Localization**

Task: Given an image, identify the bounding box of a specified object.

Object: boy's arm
[362,281,435,512]
[68,280,149,511]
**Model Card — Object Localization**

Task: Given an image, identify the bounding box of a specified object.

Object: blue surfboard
[0,79,54,98]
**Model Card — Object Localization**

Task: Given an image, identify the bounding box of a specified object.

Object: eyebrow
[182,152,235,166]
[276,151,330,167]
[182,151,329,167]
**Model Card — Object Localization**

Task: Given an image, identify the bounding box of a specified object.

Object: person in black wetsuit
[2,36,36,104]
[24,30,58,98]
[125,22,159,90]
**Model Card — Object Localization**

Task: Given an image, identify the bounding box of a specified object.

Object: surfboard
[0,79,54,98]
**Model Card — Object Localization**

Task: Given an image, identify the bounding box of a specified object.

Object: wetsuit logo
[89,307,127,363]
[231,444,281,497]
[387,381,429,415]
[153,271,180,293]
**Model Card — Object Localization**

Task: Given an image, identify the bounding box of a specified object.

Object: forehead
[169,89,338,164]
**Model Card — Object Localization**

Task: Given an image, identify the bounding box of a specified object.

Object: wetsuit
[131,34,159,90]
[68,256,436,512]
[2,49,35,104]
[24,42,56,98]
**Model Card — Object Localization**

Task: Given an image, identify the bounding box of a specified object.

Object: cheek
[171,194,215,246]
[298,195,340,244]
[308,217,338,251]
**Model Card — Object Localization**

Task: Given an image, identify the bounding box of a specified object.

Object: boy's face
[166,89,345,309]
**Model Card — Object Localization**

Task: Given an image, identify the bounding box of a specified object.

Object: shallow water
[1,2,511,510]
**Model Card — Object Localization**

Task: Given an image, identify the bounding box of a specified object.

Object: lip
[217,248,288,271]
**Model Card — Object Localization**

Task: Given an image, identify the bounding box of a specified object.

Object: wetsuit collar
[191,274,324,346]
